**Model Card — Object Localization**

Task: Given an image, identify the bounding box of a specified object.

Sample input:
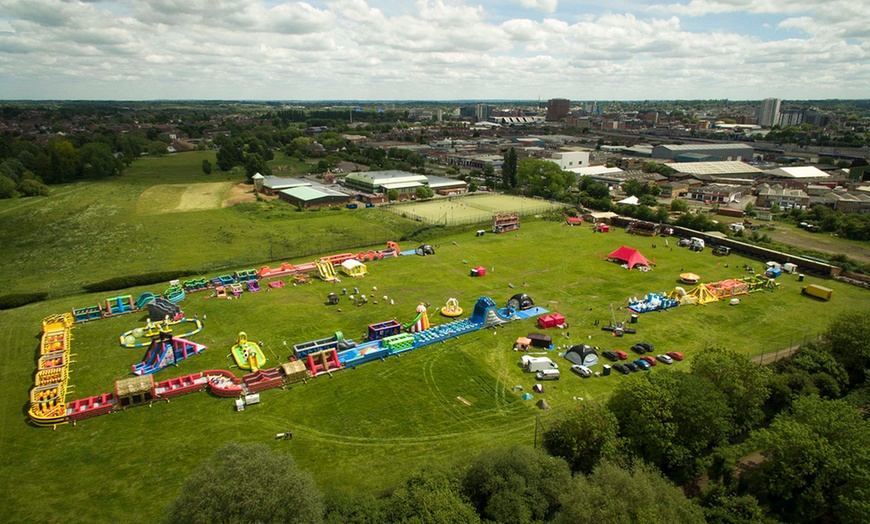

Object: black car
[601,350,619,362]
[636,341,655,352]
[625,362,640,372]
[631,344,647,354]
[613,363,631,374]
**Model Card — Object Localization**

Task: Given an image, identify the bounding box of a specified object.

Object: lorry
[801,284,833,301]
[521,355,558,373]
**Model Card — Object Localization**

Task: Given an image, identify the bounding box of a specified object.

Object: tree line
[163,312,870,524]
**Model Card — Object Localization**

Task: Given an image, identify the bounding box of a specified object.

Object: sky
[0,0,867,101]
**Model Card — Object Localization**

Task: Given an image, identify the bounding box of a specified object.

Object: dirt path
[751,346,799,366]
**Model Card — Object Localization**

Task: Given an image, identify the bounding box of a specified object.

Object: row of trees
[163,443,704,524]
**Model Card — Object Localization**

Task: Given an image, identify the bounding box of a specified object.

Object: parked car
[615,350,628,360]
[640,355,657,367]
[536,369,561,381]
[631,344,646,355]
[636,341,655,352]
[613,363,631,375]
[633,359,650,370]
[625,362,640,372]
[571,365,592,378]
[667,351,684,361]
[656,354,674,365]
[601,350,619,362]
[678,238,692,247]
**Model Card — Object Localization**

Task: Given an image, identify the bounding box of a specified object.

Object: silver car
[656,354,673,365]
[571,365,592,378]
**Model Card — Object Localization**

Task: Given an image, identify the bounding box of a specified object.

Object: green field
[1,154,869,523]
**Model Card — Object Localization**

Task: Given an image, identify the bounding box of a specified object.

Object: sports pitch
[385,194,563,225]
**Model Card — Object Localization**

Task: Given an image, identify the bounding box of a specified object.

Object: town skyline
[1,0,867,101]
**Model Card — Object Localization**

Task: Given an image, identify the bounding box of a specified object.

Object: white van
[521,356,558,373]
[536,369,561,380]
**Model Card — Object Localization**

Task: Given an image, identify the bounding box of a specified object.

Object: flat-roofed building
[669,161,763,179]
[278,185,351,208]
[756,183,809,209]
[652,143,753,162]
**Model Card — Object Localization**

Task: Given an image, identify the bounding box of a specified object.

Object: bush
[0,292,50,310]
[83,270,198,293]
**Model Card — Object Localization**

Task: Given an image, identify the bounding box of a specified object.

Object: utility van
[535,369,561,381]
[521,355,558,373]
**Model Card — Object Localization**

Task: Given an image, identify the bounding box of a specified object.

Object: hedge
[0,292,50,310]
[82,270,199,293]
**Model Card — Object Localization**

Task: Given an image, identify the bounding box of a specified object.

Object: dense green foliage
[744,396,870,523]
[162,442,323,524]
[542,403,619,474]
[555,461,705,524]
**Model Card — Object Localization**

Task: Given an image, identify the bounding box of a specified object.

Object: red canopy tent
[606,246,651,270]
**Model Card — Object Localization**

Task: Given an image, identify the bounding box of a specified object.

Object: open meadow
[1,153,869,522]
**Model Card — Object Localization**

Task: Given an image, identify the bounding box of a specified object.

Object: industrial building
[651,143,754,162]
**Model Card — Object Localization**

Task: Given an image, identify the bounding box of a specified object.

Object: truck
[801,284,833,301]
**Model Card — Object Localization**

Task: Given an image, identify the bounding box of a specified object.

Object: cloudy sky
[0,0,867,101]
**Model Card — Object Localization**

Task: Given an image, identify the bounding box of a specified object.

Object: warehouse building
[651,143,754,162]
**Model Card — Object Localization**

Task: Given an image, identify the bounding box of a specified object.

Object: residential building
[755,183,809,209]
[546,98,570,122]
[757,98,781,127]
[548,151,590,170]
[687,184,744,204]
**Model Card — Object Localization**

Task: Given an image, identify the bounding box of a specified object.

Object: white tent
[617,195,639,205]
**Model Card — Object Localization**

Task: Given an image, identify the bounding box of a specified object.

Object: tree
[387,469,479,524]
[386,188,399,202]
[415,186,434,200]
[774,341,849,399]
[502,147,517,189]
[201,159,212,175]
[244,153,271,180]
[543,403,619,474]
[78,142,123,179]
[691,347,770,435]
[17,177,49,197]
[824,312,870,386]
[516,158,575,200]
[670,198,689,213]
[556,461,705,524]
[744,201,756,217]
[161,442,323,524]
[745,396,870,523]
[462,446,570,524]
[148,141,169,156]
[0,175,16,198]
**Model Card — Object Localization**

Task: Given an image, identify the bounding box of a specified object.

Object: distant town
[1,98,868,219]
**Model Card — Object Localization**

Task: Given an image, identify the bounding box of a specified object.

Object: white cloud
[0,0,866,100]
[513,0,558,14]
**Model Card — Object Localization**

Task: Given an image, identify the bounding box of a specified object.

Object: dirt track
[751,346,798,366]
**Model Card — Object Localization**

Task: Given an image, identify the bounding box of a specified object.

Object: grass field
[385,193,563,226]
[1,153,869,523]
